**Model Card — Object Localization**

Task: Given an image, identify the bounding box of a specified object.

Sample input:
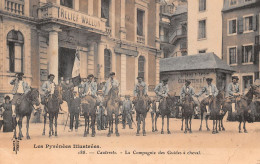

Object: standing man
[154,79,169,112]
[122,95,133,129]
[102,72,119,107]
[196,78,219,114]
[68,91,81,132]
[10,73,31,117]
[96,90,105,130]
[61,77,74,112]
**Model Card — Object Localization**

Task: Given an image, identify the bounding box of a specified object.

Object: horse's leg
[107,114,111,137]
[206,116,210,131]
[55,113,58,136]
[199,112,203,131]
[218,116,222,131]
[91,114,96,137]
[49,114,53,137]
[212,119,216,134]
[243,113,247,133]
[161,115,164,134]
[84,116,87,137]
[13,117,17,139]
[136,114,140,136]
[189,116,192,133]
[167,115,171,134]
[142,114,146,136]
[115,114,120,137]
[151,112,155,132]
[184,117,188,133]
[26,115,31,139]
[221,112,226,131]
[111,116,114,134]
[18,117,23,140]
[42,114,46,135]
[155,113,158,131]
[87,116,90,134]
[216,118,219,133]
[238,116,242,133]
[181,116,184,131]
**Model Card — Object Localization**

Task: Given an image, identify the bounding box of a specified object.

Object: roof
[160,53,235,72]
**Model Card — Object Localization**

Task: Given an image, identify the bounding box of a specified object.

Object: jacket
[134,81,147,96]
[154,83,169,97]
[227,83,240,97]
[79,81,97,97]
[102,78,119,96]
[197,84,219,97]
[41,80,56,96]
[10,79,30,95]
[69,97,81,113]
[180,85,196,98]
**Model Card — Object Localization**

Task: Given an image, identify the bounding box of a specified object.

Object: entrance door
[58,47,76,81]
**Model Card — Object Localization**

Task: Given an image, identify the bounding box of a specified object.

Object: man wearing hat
[102,72,119,107]
[41,74,56,114]
[226,76,240,116]
[180,80,196,103]
[79,74,97,98]
[154,78,169,112]
[0,95,13,132]
[61,77,74,110]
[122,95,133,129]
[196,78,219,114]
[96,89,105,130]
[10,72,31,117]
[134,76,147,97]
[68,90,81,132]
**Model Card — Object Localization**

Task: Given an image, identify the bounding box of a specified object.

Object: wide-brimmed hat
[48,74,55,79]
[206,78,213,82]
[232,76,239,80]
[87,74,94,79]
[109,72,115,76]
[4,95,10,100]
[162,78,168,82]
[16,72,24,77]
[185,80,191,84]
[137,76,143,80]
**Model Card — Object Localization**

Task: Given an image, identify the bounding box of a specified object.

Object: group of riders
[3,71,258,134]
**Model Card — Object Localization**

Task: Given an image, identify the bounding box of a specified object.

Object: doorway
[58,47,76,81]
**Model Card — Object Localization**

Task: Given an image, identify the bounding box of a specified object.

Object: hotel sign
[58,7,105,31]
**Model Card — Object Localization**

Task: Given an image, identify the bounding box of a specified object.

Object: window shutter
[229,20,232,34]
[238,18,244,34]
[253,14,258,31]
[254,45,258,64]
[242,46,244,63]
[237,47,240,64]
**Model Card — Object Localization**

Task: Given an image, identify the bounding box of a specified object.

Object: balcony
[4,0,24,15]
[160,35,169,43]
[38,3,106,33]
[169,28,187,44]
[106,26,111,36]
[137,35,145,44]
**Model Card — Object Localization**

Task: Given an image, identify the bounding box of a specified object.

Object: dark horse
[235,85,260,133]
[181,93,194,133]
[42,85,63,137]
[106,85,121,137]
[151,94,176,134]
[216,89,229,131]
[133,85,151,136]
[13,88,40,140]
[81,95,97,137]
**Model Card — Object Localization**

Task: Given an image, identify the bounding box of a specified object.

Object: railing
[4,0,24,15]
[169,28,187,44]
[106,26,111,36]
[137,35,145,44]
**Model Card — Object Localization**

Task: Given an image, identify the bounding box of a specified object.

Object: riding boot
[11,105,16,117]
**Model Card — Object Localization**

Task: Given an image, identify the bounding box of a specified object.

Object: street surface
[1,114,260,164]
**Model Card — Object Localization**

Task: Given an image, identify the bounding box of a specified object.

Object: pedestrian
[68,91,81,132]
[0,96,13,132]
[96,90,105,130]
[122,95,133,129]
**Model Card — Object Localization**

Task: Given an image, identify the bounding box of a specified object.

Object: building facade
[159,0,187,58]
[222,0,260,94]
[0,0,161,98]
[188,0,223,58]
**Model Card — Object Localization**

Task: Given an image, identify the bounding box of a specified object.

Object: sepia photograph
[0,0,260,163]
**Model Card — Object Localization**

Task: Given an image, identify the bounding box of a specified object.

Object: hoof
[167,131,171,134]
[161,131,164,134]
[207,128,210,131]
[212,131,216,134]
[189,130,192,133]
[152,128,155,132]
[26,136,31,140]
[199,127,202,131]
[216,131,219,133]
[155,129,158,132]
[181,128,183,131]
[184,130,187,134]
[239,130,242,133]
[18,137,22,140]
[244,130,248,133]
[219,128,221,131]
[55,133,58,137]
[91,133,95,137]
[83,133,87,137]
[222,128,225,131]
[136,132,140,136]
[116,133,120,137]
[143,132,146,136]
[107,133,111,137]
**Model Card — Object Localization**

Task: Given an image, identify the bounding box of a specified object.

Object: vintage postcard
[0,0,260,163]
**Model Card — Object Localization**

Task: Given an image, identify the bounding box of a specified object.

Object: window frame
[138,55,145,80]
[227,18,237,36]
[137,9,145,37]
[198,0,206,12]
[198,19,207,40]
[104,49,112,79]
[60,0,74,9]
[229,0,237,6]
[242,43,254,65]
[243,14,254,33]
[227,46,238,66]
[241,74,254,93]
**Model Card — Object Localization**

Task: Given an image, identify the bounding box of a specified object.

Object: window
[199,0,206,11]
[243,76,253,91]
[138,56,145,79]
[230,0,237,6]
[137,9,145,36]
[198,19,206,39]
[101,0,110,26]
[198,50,206,53]
[242,45,253,63]
[228,19,237,34]
[60,0,73,8]
[229,47,237,65]
[104,49,111,79]
[7,30,24,73]
[244,16,253,32]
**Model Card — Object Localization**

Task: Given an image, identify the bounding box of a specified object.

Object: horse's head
[251,84,260,97]
[54,85,63,103]
[184,93,192,102]
[137,85,145,97]
[216,89,225,101]
[109,85,119,98]
[29,88,40,106]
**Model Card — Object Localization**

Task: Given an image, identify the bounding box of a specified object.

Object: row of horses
[12,84,260,140]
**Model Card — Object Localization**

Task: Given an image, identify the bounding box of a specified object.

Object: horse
[42,85,63,137]
[181,93,195,133]
[81,95,97,137]
[151,94,176,134]
[13,88,40,140]
[235,85,260,133]
[216,89,230,131]
[106,85,121,137]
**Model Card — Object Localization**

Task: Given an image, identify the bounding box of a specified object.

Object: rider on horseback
[133,76,148,103]
[10,73,31,117]
[226,76,240,113]
[154,79,169,113]
[79,74,97,98]
[196,78,219,114]
[180,80,196,102]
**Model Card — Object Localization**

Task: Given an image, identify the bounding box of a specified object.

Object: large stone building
[187,0,223,58]
[0,0,161,98]
[222,0,260,94]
